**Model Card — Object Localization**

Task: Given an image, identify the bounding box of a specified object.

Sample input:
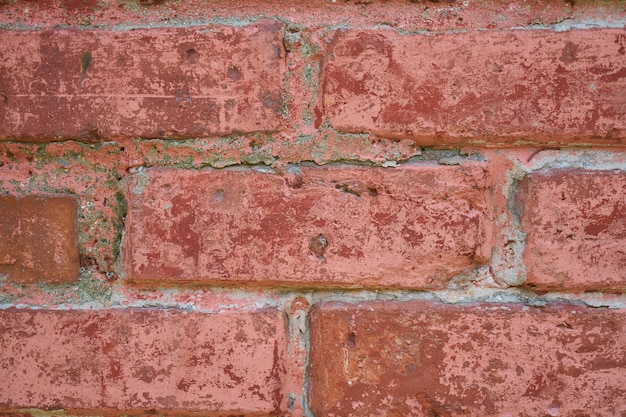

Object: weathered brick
[124,165,490,288]
[0,307,286,414]
[1,0,626,35]
[0,22,284,141]
[324,28,626,146]
[517,169,626,290]
[309,301,626,417]
[0,195,78,283]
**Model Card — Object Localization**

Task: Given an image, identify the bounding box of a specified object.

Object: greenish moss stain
[1,147,16,161]
[300,61,320,126]
[0,142,131,304]
[281,69,294,118]
[299,32,321,59]
[302,108,314,126]
[301,63,317,89]
[117,0,142,12]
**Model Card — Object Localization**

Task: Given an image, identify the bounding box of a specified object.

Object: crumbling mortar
[4,286,625,313]
[489,156,528,287]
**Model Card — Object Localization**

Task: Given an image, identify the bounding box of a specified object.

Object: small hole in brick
[186,48,197,61]
[346,331,356,347]
[335,184,360,197]
[227,65,241,80]
[214,189,225,203]
[309,234,328,260]
[287,174,303,189]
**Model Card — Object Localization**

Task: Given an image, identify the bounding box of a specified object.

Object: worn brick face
[0,307,286,414]
[309,301,626,417]
[0,195,78,283]
[324,28,626,145]
[124,165,491,288]
[0,21,284,141]
[517,169,626,290]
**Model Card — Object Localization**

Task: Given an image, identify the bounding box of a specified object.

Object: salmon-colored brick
[324,28,626,146]
[517,169,626,290]
[0,195,78,283]
[124,165,490,288]
[309,301,626,417]
[0,307,287,414]
[0,22,284,141]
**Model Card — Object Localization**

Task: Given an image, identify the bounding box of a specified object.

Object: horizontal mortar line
[3,288,626,311]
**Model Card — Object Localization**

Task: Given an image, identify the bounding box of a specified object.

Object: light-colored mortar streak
[3,287,625,312]
[524,149,626,171]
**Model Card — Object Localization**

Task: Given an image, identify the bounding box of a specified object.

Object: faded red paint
[124,165,491,288]
[518,169,626,290]
[0,22,285,141]
[324,28,626,146]
[0,307,287,414]
[1,0,625,34]
[309,301,626,417]
[0,195,79,283]
[1,1,626,416]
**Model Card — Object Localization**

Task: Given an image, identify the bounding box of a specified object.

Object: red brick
[0,195,78,283]
[0,307,286,414]
[324,28,626,146]
[124,165,490,288]
[517,169,626,290]
[0,22,284,141]
[1,0,626,35]
[309,301,626,417]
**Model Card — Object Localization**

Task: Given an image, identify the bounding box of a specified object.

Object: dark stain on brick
[261,91,282,115]
[80,51,92,86]
[314,105,323,129]
[139,0,166,5]
[177,378,195,392]
[560,41,579,63]
[223,364,244,384]
[134,365,156,383]
[269,340,285,416]
[616,34,626,55]
[346,331,356,347]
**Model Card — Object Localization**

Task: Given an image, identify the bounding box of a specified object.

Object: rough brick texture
[0,22,284,141]
[324,28,626,145]
[2,1,626,416]
[124,165,490,288]
[0,195,78,283]
[518,169,626,290]
[309,301,626,417]
[0,307,286,414]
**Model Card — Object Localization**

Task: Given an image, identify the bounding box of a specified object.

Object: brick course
[518,169,626,290]
[309,301,626,417]
[0,307,286,414]
[0,22,284,141]
[0,195,78,283]
[324,28,626,146]
[124,165,490,288]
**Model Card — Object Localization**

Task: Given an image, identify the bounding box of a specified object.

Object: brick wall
[1,1,625,416]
